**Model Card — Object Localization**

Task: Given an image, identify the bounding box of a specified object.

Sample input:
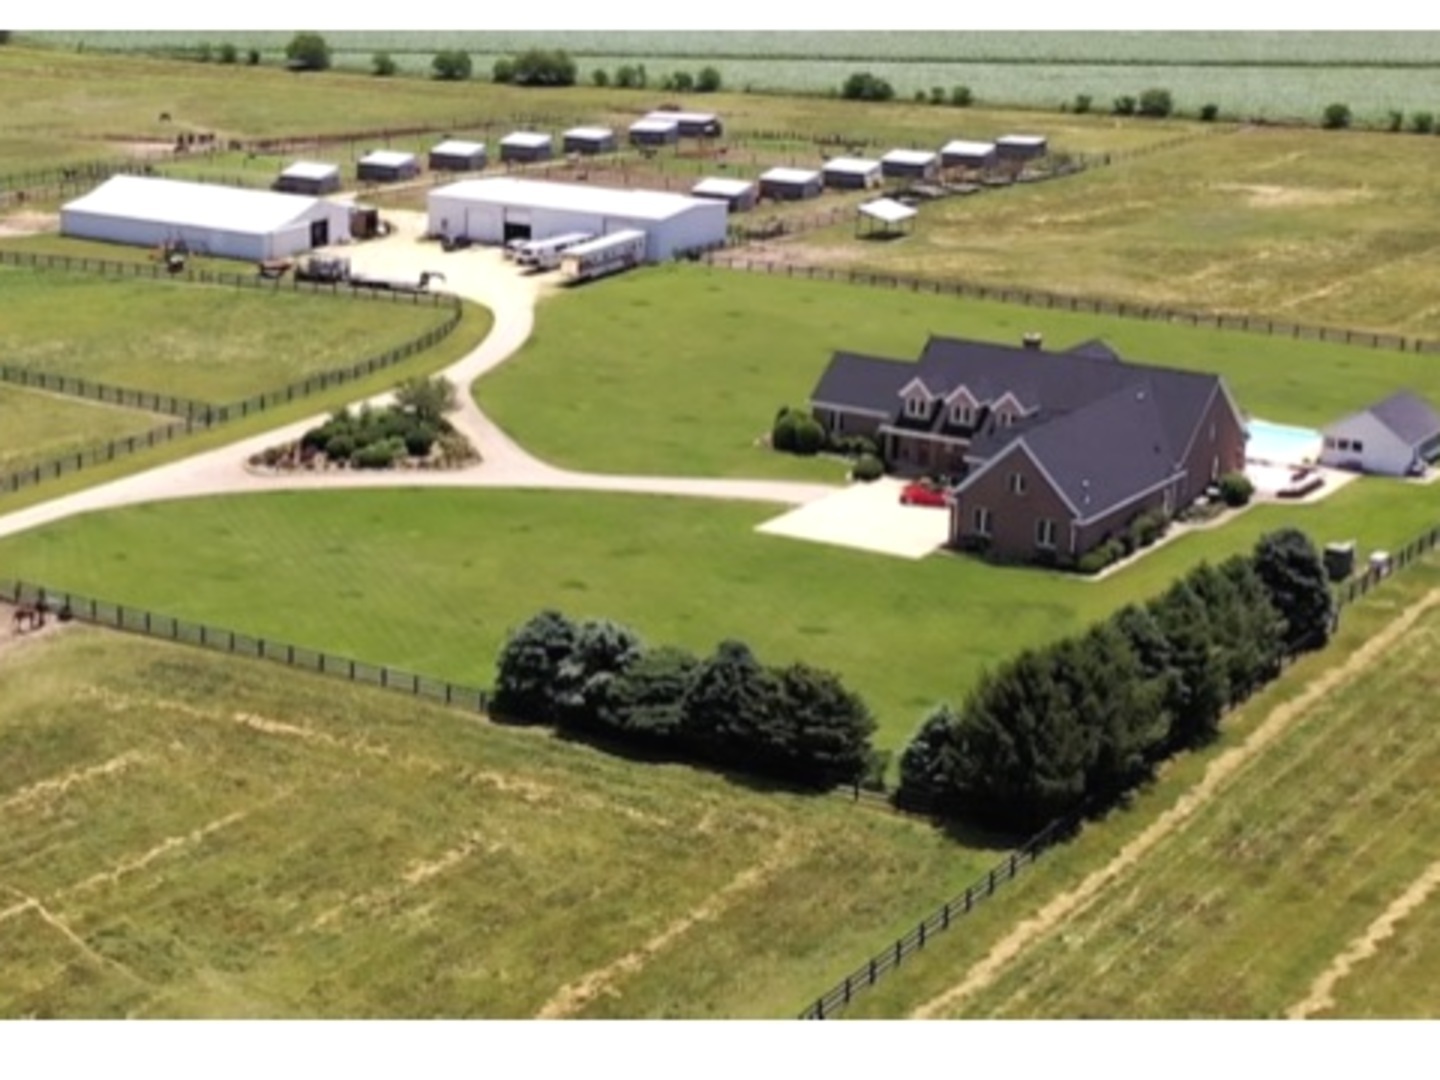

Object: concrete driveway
[756,477,951,559]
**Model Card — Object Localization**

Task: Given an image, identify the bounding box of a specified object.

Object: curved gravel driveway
[0,213,839,543]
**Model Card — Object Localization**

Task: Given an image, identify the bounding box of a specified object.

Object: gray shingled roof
[810,351,912,412]
[1368,391,1440,446]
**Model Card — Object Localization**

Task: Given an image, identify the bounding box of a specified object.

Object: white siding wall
[61,203,348,261]
[1319,413,1413,475]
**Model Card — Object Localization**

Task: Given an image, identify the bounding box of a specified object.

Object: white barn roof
[502,131,552,148]
[882,149,938,166]
[760,167,822,185]
[630,118,679,134]
[565,126,614,141]
[281,161,339,180]
[823,157,882,175]
[859,198,917,225]
[941,140,996,156]
[998,134,1047,147]
[63,175,330,234]
[431,139,485,156]
[360,150,417,168]
[692,177,755,198]
[645,111,718,125]
[431,177,718,222]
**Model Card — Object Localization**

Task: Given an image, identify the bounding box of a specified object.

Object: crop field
[0,267,453,405]
[2,474,1439,754]
[0,385,164,476]
[0,625,998,1018]
[479,265,1440,480]
[17,31,1440,123]
[826,555,1440,1019]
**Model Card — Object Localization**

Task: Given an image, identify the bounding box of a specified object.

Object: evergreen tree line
[492,612,877,790]
[898,528,1335,834]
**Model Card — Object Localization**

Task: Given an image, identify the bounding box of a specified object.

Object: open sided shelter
[692,177,757,212]
[273,161,341,196]
[758,167,822,201]
[61,175,351,261]
[881,149,939,181]
[857,198,917,238]
[563,127,618,155]
[429,140,487,172]
[500,132,554,164]
[357,150,420,184]
[822,157,883,191]
[426,177,727,261]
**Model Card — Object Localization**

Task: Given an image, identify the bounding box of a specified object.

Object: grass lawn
[1,478,1437,755]
[0,385,165,476]
[0,627,996,1018]
[0,266,454,405]
[793,126,1440,339]
[478,264,1440,481]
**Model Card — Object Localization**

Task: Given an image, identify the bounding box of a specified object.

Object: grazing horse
[11,601,45,633]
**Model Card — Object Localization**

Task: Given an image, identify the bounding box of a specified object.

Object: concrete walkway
[0,213,840,543]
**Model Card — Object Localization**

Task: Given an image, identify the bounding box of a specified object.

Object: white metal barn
[427,178,727,261]
[1319,391,1440,476]
[61,175,352,261]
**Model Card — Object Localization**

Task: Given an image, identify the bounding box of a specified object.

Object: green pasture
[0,266,453,405]
[479,264,1440,480]
[0,628,994,1018]
[796,126,1440,339]
[1,476,1436,754]
[0,385,164,476]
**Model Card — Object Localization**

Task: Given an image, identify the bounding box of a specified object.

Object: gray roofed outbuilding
[1369,391,1440,445]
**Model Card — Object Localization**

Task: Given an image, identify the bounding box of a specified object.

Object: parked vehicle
[899,480,949,507]
[560,230,648,284]
[514,232,594,270]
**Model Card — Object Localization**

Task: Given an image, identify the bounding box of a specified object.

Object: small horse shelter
[881,149,939,182]
[273,161,342,196]
[629,117,680,148]
[856,197,917,239]
[996,134,1048,162]
[61,175,352,261]
[758,167,822,201]
[563,127,618,155]
[692,177,757,212]
[940,140,997,171]
[646,110,723,138]
[822,157,883,191]
[429,140,487,172]
[500,132,554,164]
[357,150,420,184]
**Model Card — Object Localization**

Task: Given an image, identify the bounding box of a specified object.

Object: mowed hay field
[0,268,453,404]
[791,126,1440,339]
[0,384,164,475]
[830,557,1440,1018]
[0,626,996,1018]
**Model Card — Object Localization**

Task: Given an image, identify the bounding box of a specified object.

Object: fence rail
[795,519,1440,1019]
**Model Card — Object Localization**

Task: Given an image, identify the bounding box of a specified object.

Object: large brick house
[809,333,1247,563]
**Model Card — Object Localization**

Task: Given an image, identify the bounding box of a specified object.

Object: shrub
[1138,87,1174,118]
[1411,111,1434,134]
[950,85,973,107]
[509,48,577,87]
[1322,102,1352,129]
[372,52,398,77]
[1199,103,1219,122]
[841,72,895,102]
[1219,471,1255,507]
[403,424,439,458]
[395,375,458,424]
[246,48,261,66]
[493,611,580,724]
[353,438,403,469]
[929,86,946,105]
[696,66,722,93]
[1072,93,1093,114]
[1112,95,1137,116]
[791,416,825,456]
[218,43,238,64]
[1128,509,1170,549]
[1077,539,1124,575]
[771,410,801,453]
[432,50,473,81]
[1388,109,1405,132]
[492,57,515,84]
[323,433,356,461]
[284,32,330,72]
[591,68,609,87]
[852,454,884,482]
[670,70,694,92]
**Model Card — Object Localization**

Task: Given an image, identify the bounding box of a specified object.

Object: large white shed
[1319,391,1440,476]
[427,177,727,262]
[61,175,351,261]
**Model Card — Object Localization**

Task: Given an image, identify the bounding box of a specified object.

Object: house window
[950,403,974,426]
[1324,436,1336,449]
[1008,472,1027,495]
[1211,455,1220,480]
[1353,440,1364,452]
[1035,518,1057,549]
[972,506,993,537]
[998,411,1014,428]
[905,395,929,420]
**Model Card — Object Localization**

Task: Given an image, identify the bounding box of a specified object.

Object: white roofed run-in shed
[429,140,487,171]
[357,149,420,182]
[500,131,554,162]
[940,140,998,168]
[692,177,757,212]
[822,157,883,190]
[427,177,727,262]
[61,175,351,261]
[996,134,1048,160]
[881,149,939,180]
[758,167,823,201]
[274,160,341,195]
[857,197,918,237]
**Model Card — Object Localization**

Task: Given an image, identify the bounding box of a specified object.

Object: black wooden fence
[703,255,1440,356]
[795,520,1440,1019]
[0,364,214,420]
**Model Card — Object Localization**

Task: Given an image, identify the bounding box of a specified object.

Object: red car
[899,481,950,507]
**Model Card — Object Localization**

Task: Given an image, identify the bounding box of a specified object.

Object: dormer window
[905,395,929,420]
[950,403,974,426]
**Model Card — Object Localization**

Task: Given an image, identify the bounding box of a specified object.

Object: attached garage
[357,150,420,184]
[61,175,352,261]
[273,161,341,195]
[500,132,554,164]
[758,167,822,201]
[563,127,618,155]
[427,177,727,262]
[429,140,487,173]
[692,177,757,212]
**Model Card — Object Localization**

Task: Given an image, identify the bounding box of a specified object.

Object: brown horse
[11,601,44,632]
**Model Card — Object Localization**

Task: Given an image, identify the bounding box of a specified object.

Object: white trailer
[560,230,648,284]
[515,231,594,270]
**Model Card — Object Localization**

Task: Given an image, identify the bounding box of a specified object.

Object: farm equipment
[256,258,293,280]
[294,254,351,284]
[152,238,188,274]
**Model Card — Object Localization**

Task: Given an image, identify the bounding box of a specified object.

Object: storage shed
[357,150,420,184]
[996,134,1048,162]
[822,157,883,191]
[691,177,757,213]
[758,167,822,201]
[61,175,351,261]
[940,140,997,171]
[629,117,680,148]
[500,132,554,164]
[645,110,723,138]
[274,161,342,196]
[1320,391,1440,476]
[563,127,618,155]
[881,149,939,182]
[429,140,487,173]
[427,177,727,261]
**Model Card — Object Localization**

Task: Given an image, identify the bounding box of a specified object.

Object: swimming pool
[1247,418,1323,467]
